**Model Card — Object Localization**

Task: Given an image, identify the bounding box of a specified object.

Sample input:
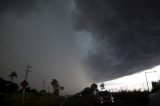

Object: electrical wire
[0,39,26,65]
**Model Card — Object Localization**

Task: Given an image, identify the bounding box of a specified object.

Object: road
[60,97,92,106]
[60,96,147,106]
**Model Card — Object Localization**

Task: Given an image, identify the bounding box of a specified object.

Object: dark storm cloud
[0,0,63,16]
[0,0,91,94]
[0,0,36,16]
[73,0,160,81]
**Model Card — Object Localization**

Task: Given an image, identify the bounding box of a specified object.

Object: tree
[0,77,18,96]
[6,81,18,97]
[90,83,97,91]
[40,89,46,94]
[81,87,92,96]
[90,83,98,94]
[151,81,160,93]
[51,79,59,96]
[0,77,7,92]
[8,71,17,81]
[100,83,105,90]
[30,88,38,93]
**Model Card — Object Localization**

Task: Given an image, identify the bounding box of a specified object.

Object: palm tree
[8,71,17,81]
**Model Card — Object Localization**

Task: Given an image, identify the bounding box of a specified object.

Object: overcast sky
[1,0,160,94]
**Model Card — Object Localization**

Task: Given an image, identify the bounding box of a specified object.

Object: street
[60,96,147,106]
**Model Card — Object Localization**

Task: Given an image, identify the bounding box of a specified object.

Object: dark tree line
[151,81,160,93]
[0,77,18,96]
[75,83,98,96]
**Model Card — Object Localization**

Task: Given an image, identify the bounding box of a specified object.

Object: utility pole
[24,65,32,80]
[43,81,45,90]
[48,85,50,93]
[145,71,156,92]
[21,64,32,106]
[145,72,149,91]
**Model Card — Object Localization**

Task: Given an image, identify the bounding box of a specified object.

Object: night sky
[1,0,160,94]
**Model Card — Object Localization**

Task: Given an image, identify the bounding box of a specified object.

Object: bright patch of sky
[97,65,160,92]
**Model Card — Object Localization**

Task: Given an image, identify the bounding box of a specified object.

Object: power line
[0,64,11,70]
[0,39,26,64]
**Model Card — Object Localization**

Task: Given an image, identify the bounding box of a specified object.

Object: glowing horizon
[97,65,160,92]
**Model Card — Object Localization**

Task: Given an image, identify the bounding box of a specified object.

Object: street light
[145,71,156,91]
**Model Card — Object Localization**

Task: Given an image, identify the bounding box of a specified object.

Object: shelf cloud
[73,0,160,81]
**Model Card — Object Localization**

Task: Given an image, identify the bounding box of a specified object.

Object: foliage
[8,71,17,81]
[90,83,97,91]
[100,83,105,90]
[90,83,98,94]
[51,79,59,96]
[80,83,98,96]
[0,92,64,106]
[151,81,160,93]
[81,87,92,96]
[0,77,7,92]
[0,77,18,96]
[30,88,38,93]
[40,89,46,94]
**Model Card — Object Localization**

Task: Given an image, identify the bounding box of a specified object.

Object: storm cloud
[73,0,160,81]
[0,0,91,94]
[1,0,160,94]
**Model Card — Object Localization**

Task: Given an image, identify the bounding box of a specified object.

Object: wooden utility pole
[145,71,156,92]
[24,65,32,80]
[21,64,32,106]
[48,85,50,93]
[43,81,45,90]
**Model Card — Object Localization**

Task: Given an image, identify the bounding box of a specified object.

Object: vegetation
[0,77,64,106]
[51,79,60,96]
[8,71,17,81]
[0,92,64,106]
[1,73,160,106]
[76,83,98,96]
[73,83,159,106]
[100,82,105,90]
[151,81,160,93]
[50,79,64,96]
[0,77,18,96]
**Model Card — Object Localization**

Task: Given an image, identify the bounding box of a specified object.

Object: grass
[0,92,64,106]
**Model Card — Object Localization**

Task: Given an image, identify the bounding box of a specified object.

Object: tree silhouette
[90,83,97,90]
[151,81,160,93]
[0,77,18,96]
[51,79,59,96]
[8,71,17,81]
[100,83,105,90]
[0,77,7,92]
[90,83,98,94]
[6,81,18,97]
[81,87,92,96]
